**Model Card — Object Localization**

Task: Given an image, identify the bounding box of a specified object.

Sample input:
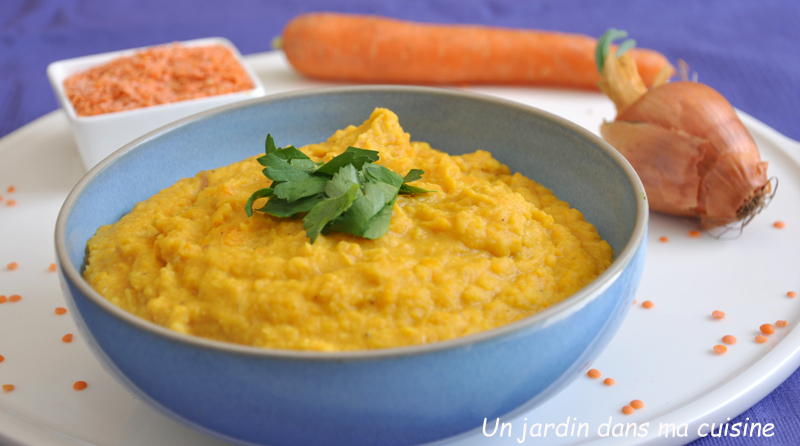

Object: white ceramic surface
[1,51,798,446]
[46,37,266,170]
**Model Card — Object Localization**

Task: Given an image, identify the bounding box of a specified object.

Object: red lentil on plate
[64,44,255,116]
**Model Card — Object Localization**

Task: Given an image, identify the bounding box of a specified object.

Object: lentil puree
[83,108,613,351]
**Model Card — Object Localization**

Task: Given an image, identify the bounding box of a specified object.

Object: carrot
[280,13,674,90]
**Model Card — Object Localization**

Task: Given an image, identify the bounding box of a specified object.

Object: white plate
[1,51,798,446]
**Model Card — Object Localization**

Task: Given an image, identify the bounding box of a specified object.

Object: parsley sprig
[246,134,433,243]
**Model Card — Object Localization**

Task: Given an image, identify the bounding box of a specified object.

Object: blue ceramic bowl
[55,86,647,446]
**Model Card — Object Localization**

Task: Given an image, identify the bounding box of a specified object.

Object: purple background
[1,1,799,445]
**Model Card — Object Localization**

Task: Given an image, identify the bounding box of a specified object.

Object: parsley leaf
[245,187,274,217]
[273,176,328,202]
[304,183,360,243]
[361,198,396,240]
[261,194,326,218]
[246,133,433,243]
[402,169,425,183]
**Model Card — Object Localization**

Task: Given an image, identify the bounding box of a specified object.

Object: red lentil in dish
[64,44,255,116]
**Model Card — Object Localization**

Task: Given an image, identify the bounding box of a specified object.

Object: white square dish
[47,37,266,170]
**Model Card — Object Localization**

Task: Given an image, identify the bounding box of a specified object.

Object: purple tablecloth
[1,1,798,445]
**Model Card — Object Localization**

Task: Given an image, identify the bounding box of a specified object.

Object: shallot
[596,29,773,229]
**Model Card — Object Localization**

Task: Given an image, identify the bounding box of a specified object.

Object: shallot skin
[601,81,769,227]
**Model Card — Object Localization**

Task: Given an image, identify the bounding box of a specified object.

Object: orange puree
[83,109,613,351]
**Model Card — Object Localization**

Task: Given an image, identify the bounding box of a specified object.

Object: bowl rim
[55,84,648,361]
[46,36,266,122]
